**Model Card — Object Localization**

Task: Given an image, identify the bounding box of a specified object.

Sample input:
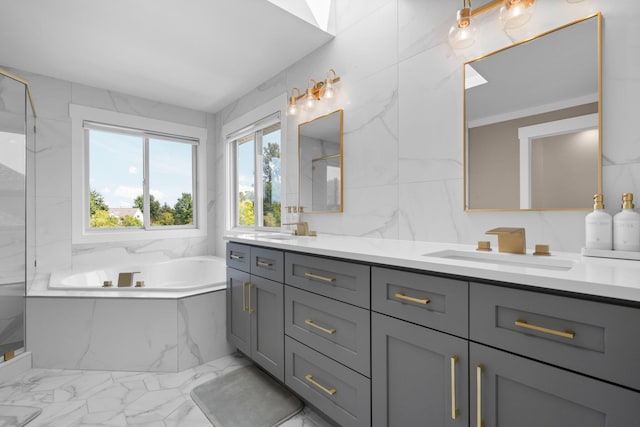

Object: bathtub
[48,256,227,294]
[28,255,234,372]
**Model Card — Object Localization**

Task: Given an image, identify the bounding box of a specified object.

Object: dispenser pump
[593,194,604,210]
[622,193,635,209]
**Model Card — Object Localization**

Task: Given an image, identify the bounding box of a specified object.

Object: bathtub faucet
[117,271,141,287]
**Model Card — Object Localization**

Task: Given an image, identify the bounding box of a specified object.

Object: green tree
[134,194,161,223]
[90,210,120,228]
[120,215,143,227]
[262,142,281,227]
[239,199,255,226]
[89,189,109,215]
[157,211,175,225]
[174,193,193,225]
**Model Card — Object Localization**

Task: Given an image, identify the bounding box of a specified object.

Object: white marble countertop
[226,232,640,303]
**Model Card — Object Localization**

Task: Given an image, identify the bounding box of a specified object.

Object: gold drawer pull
[257,260,273,267]
[395,292,430,305]
[451,356,459,420]
[305,319,336,335]
[304,272,336,283]
[305,374,336,396]
[242,281,249,312]
[477,365,483,427]
[514,319,575,339]
[247,283,255,314]
[230,254,243,260]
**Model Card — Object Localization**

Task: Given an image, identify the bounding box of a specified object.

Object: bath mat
[0,405,42,426]
[191,365,303,427]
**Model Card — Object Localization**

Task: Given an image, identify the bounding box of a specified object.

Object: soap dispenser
[585,194,612,250]
[613,193,640,252]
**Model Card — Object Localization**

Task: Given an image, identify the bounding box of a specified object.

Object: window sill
[72,227,206,245]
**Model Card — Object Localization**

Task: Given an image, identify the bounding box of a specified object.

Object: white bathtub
[48,256,227,294]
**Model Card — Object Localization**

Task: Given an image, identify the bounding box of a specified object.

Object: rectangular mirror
[299,109,343,213]
[464,13,601,211]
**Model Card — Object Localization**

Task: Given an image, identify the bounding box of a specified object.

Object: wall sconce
[287,69,340,116]
[448,0,536,49]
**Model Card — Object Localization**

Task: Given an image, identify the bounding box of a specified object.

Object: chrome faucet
[485,227,526,254]
[117,271,140,287]
[283,221,317,236]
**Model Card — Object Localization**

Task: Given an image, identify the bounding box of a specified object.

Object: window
[71,105,207,243]
[229,115,282,230]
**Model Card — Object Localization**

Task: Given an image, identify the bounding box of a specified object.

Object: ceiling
[0,0,334,113]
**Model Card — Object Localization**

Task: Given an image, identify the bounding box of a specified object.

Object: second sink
[424,250,575,271]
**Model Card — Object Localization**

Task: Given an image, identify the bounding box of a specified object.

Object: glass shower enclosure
[0,68,35,361]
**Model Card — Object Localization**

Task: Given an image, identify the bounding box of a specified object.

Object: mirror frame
[463,13,602,212]
[298,109,344,213]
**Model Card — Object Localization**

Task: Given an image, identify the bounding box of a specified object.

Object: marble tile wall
[215,0,640,255]
[0,66,218,277]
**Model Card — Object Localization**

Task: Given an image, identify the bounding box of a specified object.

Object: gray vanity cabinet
[372,312,469,427]
[470,342,640,427]
[226,243,284,381]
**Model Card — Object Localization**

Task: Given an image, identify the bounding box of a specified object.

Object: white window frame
[70,104,207,244]
[224,94,287,233]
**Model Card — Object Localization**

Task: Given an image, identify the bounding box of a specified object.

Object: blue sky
[89,130,193,209]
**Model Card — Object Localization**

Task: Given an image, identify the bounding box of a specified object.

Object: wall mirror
[298,109,343,213]
[464,13,601,211]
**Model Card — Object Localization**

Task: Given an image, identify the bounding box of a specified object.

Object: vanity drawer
[250,246,283,282]
[285,285,370,376]
[470,283,640,391]
[226,242,250,273]
[285,253,370,308]
[371,267,469,338]
[285,336,371,427]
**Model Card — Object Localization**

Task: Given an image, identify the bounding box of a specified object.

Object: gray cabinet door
[226,267,250,355]
[470,342,640,427]
[372,312,469,427]
[250,275,284,382]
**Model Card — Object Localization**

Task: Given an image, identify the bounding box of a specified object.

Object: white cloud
[114,186,142,201]
[102,187,111,194]
[129,166,138,174]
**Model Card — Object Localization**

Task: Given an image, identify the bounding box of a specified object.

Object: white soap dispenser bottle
[613,193,640,251]
[585,194,612,250]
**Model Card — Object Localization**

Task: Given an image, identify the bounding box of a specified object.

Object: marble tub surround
[227,233,640,302]
[0,354,331,427]
[26,290,233,372]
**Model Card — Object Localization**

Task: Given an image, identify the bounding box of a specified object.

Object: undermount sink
[255,233,298,240]
[424,250,575,271]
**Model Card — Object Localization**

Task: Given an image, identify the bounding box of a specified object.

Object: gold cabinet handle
[514,319,575,339]
[242,281,249,312]
[395,292,430,305]
[451,356,459,420]
[477,365,483,427]
[304,272,336,283]
[256,260,273,267]
[247,283,255,314]
[230,253,243,260]
[305,374,336,396]
[305,319,336,335]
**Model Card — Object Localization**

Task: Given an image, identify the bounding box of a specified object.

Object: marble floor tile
[0,353,334,426]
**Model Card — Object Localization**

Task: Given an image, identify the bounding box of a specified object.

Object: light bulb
[448,22,477,49]
[500,0,535,30]
[303,88,316,111]
[323,80,335,99]
[287,101,298,116]
[448,6,476,50]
